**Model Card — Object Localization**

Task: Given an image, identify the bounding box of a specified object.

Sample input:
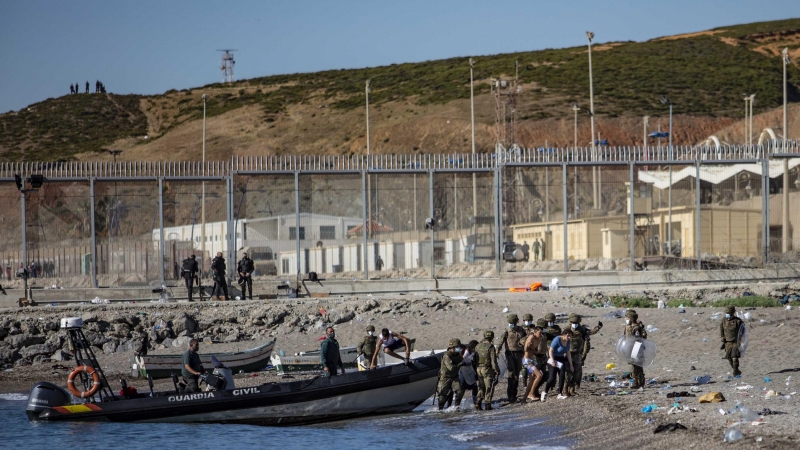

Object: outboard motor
[204,355,234,391]
[26,381,71,421]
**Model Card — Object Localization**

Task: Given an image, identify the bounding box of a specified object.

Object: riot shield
[615,335,657,368]
[737,323,748,358]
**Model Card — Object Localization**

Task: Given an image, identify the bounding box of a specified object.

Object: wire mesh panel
[774,157,800,262]
[93,181,160,287]
[297,173,363,280]
[0,183,23,285]
[233,174,296,281]
[502,166,563,272]
[434,171,496,278]
[700,161,766,267]
[161,181,226,284]
[24,181,92,287]
[368,173,431,278]
[636,164,701,270]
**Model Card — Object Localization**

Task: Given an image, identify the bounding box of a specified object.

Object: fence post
[430,169,436,279]
[762,159,770,264]
[361,170,368,280]
[90,178,98,288]
[629,162,636,271]
[20,188,27,287]
[494,167,502,275]
[695,160,701,269]
[227,174,235,280]
[158,177,165,286]
[294,171,301,284]
[562,162,568,272]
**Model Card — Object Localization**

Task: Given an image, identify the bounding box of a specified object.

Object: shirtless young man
[522,326,546,402]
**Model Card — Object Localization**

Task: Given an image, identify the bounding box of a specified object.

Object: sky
[1,0,799,113]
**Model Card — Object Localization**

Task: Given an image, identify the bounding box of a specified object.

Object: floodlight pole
[470,58,478,223]
[783,48,790,253]
[201,94,207,273]
[587,31,598,210]
[366,80,371,239]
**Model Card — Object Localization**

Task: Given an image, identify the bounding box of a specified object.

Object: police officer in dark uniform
[181,255,199,301]
[498,314,526,403]
[357,325,378,369]
[237,252,254,300]
[211,252,230,300]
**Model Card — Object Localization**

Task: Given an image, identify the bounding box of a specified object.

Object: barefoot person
[522,326,545,402]
[370,328,411,369]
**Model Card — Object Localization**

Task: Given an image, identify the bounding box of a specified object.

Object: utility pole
[365,80,371,239]
[586,31,598,210]
[572,104,580,148]
[470,58,478,224]
[643,116,649,152]
[201,94,207,272]
[782,48,790,253]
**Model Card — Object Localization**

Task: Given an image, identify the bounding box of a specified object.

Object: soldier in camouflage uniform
[357,325,378,369]
[624,309,648,389]
[473,330,499,410]
[437,338,465,410]
[499,314,527,403]
[719,305,744,377]
[542,312,562,346]
[564,313,602,395]
[521,313,536,389]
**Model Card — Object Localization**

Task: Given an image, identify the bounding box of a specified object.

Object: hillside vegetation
[2,18,800,161]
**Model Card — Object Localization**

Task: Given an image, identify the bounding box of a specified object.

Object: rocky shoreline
[3,281,800,449]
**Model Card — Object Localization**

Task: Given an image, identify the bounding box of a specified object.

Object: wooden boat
[133,339,276,379]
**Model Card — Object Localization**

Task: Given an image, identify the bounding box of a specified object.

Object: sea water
[1,393,572,449]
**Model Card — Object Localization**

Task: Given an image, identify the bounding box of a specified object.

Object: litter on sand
[653,423,687,434]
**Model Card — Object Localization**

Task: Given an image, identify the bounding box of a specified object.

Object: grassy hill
[2,18,800,161]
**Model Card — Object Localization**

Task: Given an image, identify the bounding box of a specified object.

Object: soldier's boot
[485,403,493,411]
[475,401,483,411]
[564,384,573,396]
[732,358,742,377]
[638,374,647,389]
[630,376,642,390]
[507,378,518,403]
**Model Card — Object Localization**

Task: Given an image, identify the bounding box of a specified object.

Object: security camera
[424,218,436,230]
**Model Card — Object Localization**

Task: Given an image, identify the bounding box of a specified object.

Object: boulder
[0,346,19,364]
[172,336,192,348]
[81,313,98,323]
[19,342,60,359]
[44,321,59,332]
[111,323,131,339]
[102,341,118,354]
[7,334,46,350]
[598,258,616,271]
[329,310,356,325]
[0,328,7,340]
[32,355,51,365]
[83,331,108,347]
[50,350,72,362]
[584,260,600,271]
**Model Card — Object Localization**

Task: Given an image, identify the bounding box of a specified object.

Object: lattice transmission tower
[218,49,237,83]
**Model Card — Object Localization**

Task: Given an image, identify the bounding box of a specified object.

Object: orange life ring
[67,365,101,398]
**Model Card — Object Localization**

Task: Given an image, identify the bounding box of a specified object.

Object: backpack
[181,258,193,275]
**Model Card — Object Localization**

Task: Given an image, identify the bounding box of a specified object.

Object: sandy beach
[3,281,800,449]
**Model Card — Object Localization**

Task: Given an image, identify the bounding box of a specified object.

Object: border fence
[1,141,799,289]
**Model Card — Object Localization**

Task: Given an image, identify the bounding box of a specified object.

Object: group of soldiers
[436,311,602,410]
[69,80,106,94]
[432,304,747,410]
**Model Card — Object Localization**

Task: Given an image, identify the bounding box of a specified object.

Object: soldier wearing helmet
[624,309,648,389]
[357,325,378,369]
[720,305,744,377]
[498,314,527,403]
[473,330,499,410]
[542,312,562,347]
[437,338,465,410]
[564,313,601,396]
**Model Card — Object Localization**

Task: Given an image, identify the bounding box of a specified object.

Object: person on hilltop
[720,305,744,377]
[85,81,89,94]
[370,328,411,369]
[70,84,75,95]
[237,251,254,300]
[437,338,465,410]
[181,255,199,301]
[320,326,344,378]
[624,309,648,389]
[473,330,499,410]
[357,325,378,369]
[498,314,526,403]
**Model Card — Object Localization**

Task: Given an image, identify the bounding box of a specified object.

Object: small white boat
[271,345,445,374]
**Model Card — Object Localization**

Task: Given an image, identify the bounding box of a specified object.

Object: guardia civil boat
[26,318,442,425]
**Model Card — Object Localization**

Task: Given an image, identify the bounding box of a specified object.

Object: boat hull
[135,339,275,379]
[33,355,441,426]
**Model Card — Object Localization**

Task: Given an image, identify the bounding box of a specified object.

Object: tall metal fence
[1,141,799,288]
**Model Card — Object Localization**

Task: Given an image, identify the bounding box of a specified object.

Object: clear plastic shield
[497,352,508,379]
[737,323,748,358]
[615,335,657,368]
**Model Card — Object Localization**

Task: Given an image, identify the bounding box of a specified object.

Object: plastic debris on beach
[695,375,711,385]
[723,428,743,442]
[641,404,658,413]
[645,324,659,333]
[606,363,616,370]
